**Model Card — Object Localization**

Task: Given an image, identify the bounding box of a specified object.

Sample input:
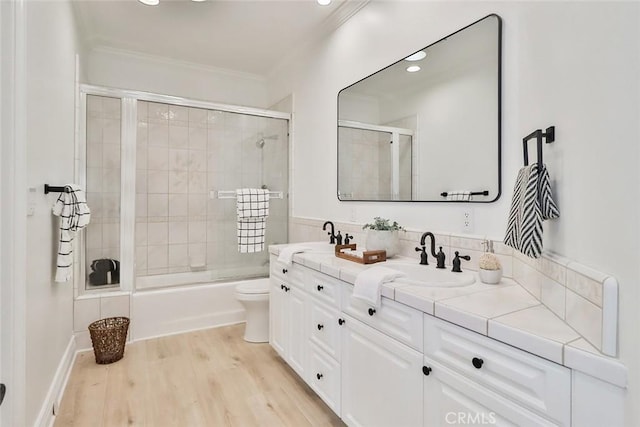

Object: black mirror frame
[336,13,502,203]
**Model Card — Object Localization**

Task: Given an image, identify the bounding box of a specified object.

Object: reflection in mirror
[337,14,501,202]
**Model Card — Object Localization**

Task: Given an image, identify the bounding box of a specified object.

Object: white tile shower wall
[289,216,617,356]
[85,95,122,288]
[136,101,289,280]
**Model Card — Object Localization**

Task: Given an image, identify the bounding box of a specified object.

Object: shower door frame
[77,84,291,297]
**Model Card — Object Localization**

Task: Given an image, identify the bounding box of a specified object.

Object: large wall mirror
[337,14,502,202]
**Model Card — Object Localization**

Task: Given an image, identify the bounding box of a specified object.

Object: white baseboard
[34,335,77,427]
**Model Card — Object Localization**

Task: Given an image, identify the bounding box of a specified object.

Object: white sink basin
[300,241,336,253]
[385,262,475,287]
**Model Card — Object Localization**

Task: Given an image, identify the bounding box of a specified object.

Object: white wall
[24,1,80,424]
[267,2,640,425]
[86,47,269,109]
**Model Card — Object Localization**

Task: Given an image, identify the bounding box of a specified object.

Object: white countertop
[269,243,627,388]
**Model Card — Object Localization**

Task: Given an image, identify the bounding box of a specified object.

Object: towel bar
[212,190,284,199]
[440,191,489,198]
[44,184,70,194]
[523,126,555,167]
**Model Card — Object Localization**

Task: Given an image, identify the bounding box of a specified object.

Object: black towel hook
[523,126,555,168]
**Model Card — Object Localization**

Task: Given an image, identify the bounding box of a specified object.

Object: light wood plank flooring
[54,324,345,427]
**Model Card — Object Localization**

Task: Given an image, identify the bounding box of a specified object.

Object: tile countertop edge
[268,244,627,387]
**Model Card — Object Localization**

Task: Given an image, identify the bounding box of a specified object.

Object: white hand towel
[352,266,406,308]
[277,245,311,266]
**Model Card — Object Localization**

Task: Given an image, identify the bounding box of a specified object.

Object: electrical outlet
[462,209,474,233]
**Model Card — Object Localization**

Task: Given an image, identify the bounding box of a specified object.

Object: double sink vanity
[268,241,626,427]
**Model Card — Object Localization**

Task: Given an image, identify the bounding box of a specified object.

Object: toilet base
[242,311,269,343]
[237,294,269,343]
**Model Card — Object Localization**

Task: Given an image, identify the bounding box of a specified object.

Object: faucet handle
[452,251,470,272]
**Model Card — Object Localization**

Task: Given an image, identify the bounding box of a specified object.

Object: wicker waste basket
[88,317,130,364]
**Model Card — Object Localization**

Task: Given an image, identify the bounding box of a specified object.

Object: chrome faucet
[322,221,337,244]
[415,232,440,267]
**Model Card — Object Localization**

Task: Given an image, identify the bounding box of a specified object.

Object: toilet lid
[237,281,270,294]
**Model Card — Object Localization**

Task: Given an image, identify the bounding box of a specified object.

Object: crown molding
[88,44,267,82]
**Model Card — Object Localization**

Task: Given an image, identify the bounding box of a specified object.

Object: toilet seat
[236,281,269,295]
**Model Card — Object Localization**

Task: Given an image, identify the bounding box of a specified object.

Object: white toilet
[235,280,270,343]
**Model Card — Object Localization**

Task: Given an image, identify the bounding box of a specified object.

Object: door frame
[0,0,27,425]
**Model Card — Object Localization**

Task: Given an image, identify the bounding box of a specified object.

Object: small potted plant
[478,252,502,284]
[362,217,404,257]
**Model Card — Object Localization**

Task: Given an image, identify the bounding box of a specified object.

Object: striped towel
[52,185,91,282]
[236,188,269,253]
[504,164,559,258]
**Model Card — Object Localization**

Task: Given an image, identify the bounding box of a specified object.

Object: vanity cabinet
[269,255,577,427]
[269,260,308,379]
[341,314,423,427]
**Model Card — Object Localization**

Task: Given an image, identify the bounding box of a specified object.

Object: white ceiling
[73,0,367,77]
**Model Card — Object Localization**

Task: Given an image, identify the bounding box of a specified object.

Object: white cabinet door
[270,276,308,381]
[269,278,287,358]
[287,285,308,379]
[423,357,558,427]
[341,314,422,427]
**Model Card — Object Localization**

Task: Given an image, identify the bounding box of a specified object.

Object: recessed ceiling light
[406,65,421,73]
[317,0,331,5]
[138,0,159,5]
[405,51,426,62]
[192,0,206,2]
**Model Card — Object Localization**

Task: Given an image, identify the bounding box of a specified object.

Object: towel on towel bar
[352,266,406,308]
[446,191,471,201]
[236,188,269,253]
[504,163,559,258]
[52,185,91,282]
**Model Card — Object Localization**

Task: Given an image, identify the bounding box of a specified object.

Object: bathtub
[130,277,269,342]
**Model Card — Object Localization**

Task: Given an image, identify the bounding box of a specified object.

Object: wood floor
[54,324,345,427]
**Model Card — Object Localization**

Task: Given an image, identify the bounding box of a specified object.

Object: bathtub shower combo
[79,87,288,341]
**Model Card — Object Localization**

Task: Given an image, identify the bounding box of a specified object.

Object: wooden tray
[335,244,386,264]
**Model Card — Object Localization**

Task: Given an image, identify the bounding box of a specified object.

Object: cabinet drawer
[307,269,342,308]
[423,356,558,427]
[270,257,306,289]
[341,282,423,351]
[424,315,570,426]
[309,342,341,416]
[309,301,341,362]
